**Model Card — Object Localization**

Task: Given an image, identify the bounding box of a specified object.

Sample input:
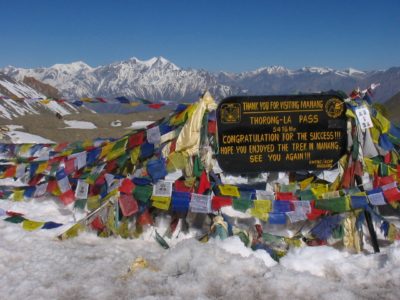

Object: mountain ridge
[2,57,400,102]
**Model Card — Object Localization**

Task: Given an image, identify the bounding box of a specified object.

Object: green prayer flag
[133,185,153,203]
[314,196,350,213]
[155,230,170,249]
[233,198,252,212]
[4,215,26,224]
[74,198,87,210]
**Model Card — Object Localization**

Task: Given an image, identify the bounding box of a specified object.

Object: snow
[1,196,400,299]
[0,79,44,98]
[126,121,154,129]
[42,100,71,116]
[63,120,97,129]
[5,130,55,144]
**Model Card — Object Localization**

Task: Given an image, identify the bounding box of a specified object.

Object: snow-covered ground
[1,197,400,300]
[126,121,154,129]
[63,120,97,129]
[1,121,400,300]
[5,130,55,144]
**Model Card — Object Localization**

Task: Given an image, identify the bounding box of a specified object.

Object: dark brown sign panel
[216,94,347,173]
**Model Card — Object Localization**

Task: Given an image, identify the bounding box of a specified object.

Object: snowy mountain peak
[253,65,289,75]
[50,61,93,72]
[300,66,334,74]
[127,56,180,70]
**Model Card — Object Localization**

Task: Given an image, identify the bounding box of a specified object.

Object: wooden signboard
[216,94,347,173]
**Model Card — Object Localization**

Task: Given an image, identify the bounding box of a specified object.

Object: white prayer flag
[75,180,89,199]
[34,183,48,197]
[190,193,211,213]
[368,192,386,206]
[147,126,161,144]
[355,106,373,130]
[153,180,173,197]
[286,211,307,223]
[292,200,312,214]
[57,176,71,193]
[256,190,275,200]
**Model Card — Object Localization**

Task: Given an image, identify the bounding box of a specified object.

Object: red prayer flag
[197,171,211,194]
[6,210,24,217]
[148,103,165,109]
[3,165,16,178]
[212,196,232,211]
[59,190,76,205]
[64,158,76,175]
[137,209,153,225]
[383,188,400,203]
[208,120,216,134]
[174,180,194,193]
[276,192,297,201]
[119,178,135,194]
[128,131,145,148]
[118,194,138,216]
[91,216,105,231]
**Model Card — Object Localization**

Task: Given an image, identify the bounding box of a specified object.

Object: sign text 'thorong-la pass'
[216,94,347,173]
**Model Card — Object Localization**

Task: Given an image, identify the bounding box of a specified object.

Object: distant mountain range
[1,57,400,102]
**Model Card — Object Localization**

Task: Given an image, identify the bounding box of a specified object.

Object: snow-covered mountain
[0,73,45,99]
[2,57,400,102]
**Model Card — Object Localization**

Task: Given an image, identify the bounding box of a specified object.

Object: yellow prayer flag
[373,112,390,133]
[346,109,356,119]
[369,126,381,144]
[151,196,171,210]
[20,144,33,155]
[36,162,48,174]
[130,146,141,165]
[300,177,314,190]
[218,185,240,197]
[130,101,140,107]
[100,142,114,159]
[364,158,378,175]
[311,183,328,199]
[58,223,85,240]
[253,199,272,212]
[13,189,25,201]
[87,195,101,210]
[22,219,45,231]
[40,99,50,104]
[250,209,269,222]
[167,151,187,171]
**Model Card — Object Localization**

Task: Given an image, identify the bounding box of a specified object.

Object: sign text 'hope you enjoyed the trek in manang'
[216,94,347,173]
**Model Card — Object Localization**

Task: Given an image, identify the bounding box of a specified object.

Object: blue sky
[0,0,399,72]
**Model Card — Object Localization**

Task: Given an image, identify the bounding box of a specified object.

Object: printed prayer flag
[119,194,138,216]
[60,190,76,205]
[75,180,89,199]
[218,185,240,197]
[153,180,173,197]
[286,211,307,223]
[190,193,211,213]
[119,178,135,194]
